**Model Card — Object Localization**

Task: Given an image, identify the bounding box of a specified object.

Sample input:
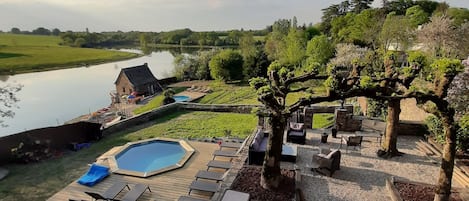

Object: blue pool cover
[116,141,185,173]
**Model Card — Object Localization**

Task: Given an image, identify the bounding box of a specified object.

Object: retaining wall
[0,122,101,164]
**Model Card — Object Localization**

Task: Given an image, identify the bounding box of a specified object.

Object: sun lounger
[212,150,237,158]
[77,164,110,187]
[221,190,250,201]
[84,182,129,201]
[178,195,209,201]
[195,170,227,182]
[188,180,221,195]
[206,160,232,170]
[219,142,241,149]
[121,184,151,201]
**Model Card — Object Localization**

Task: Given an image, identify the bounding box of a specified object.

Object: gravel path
[295,133,459,201]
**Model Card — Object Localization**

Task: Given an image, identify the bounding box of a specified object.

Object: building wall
[115,73,133,96]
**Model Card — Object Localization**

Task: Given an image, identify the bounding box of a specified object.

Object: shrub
[425,115,445,144]
[425,114,469,151]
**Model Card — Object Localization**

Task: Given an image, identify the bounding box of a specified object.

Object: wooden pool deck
[48,141,221,201]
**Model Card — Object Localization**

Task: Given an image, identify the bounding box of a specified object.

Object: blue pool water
[174,95,190,102]
[116,141,185,173]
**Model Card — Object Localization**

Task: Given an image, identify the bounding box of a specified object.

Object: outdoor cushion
[289,122,304,131]
[258,137,268,151]
[288,130,304,137]
[254,129,264,142]
[251,129,265,151]
[251,138,260,151]
[77,164,110,187]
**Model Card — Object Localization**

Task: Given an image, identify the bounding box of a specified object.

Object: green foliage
[279,28,306,67]
[359,76,377,88]
[239,33,270,80]
[249,77,269,90]
[267,60,283,72]
[380,13,413,51]
[304,59,322,74]
[401,67,414,77]
[304,26,321,40]
[457,114,469,150]
[425,115,445,144]
[209,49,244,81]
[324,76,338,92]
[367,99,387,120]
[407,51,427,66]
[306,35,335,65]
[447,7,469,26]
[405,5,430,27]
[431,58,464,77]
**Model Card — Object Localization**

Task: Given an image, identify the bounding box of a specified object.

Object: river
[0,49,185,137]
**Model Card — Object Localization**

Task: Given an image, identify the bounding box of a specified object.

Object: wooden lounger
[195,170,227,182]
[121,184,151,201]
[212,150,237,158]
[188,180,221,195]
[219,142,241,149]
[85,182,129,201]
[221,190,250,201]
[178,195,209,201]
[206,160,231,170]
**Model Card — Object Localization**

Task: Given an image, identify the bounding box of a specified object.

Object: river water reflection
[0,49,188,137]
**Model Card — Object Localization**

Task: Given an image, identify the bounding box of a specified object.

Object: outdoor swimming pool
[174,95,190,102]
[109,138,194,177]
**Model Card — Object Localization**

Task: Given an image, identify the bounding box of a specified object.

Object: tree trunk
[378,99,402,158]
[261,114,286,190]
[434,113,457,201]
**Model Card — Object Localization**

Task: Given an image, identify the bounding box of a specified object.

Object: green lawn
[313,114,335,128]
[0,34,139,74]
[133,87,187,115]
[0,111,256,201]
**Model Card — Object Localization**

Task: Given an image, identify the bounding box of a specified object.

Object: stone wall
[178,102,258,114]
[303,105,353,129]
[335,108,361,131]
[102,103,180,135]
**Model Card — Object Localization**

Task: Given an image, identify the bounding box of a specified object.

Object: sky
[0,0,468,32]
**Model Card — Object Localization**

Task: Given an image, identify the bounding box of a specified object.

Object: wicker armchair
[312,149,341,176]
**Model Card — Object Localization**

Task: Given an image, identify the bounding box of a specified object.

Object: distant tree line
[9,27,62,36]
[6,26,270,48]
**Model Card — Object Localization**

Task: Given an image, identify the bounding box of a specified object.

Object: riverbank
[0,34,141,75]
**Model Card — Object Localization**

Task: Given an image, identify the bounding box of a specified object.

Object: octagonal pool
[108,138,194,177]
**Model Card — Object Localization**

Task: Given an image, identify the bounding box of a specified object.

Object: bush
[457,114,469,151]
[425,114,469,151]
[425,115,445,144]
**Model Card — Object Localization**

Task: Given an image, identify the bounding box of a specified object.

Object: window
[123,87,125,93]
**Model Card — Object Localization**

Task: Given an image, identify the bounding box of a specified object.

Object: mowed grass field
[0,34,138,74]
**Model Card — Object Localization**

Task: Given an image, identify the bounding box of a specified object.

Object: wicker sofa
[248,128,269,165]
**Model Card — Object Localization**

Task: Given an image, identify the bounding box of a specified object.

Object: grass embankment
[0,111,256,201]
[0,34,139,74]
[134,81,334,126]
